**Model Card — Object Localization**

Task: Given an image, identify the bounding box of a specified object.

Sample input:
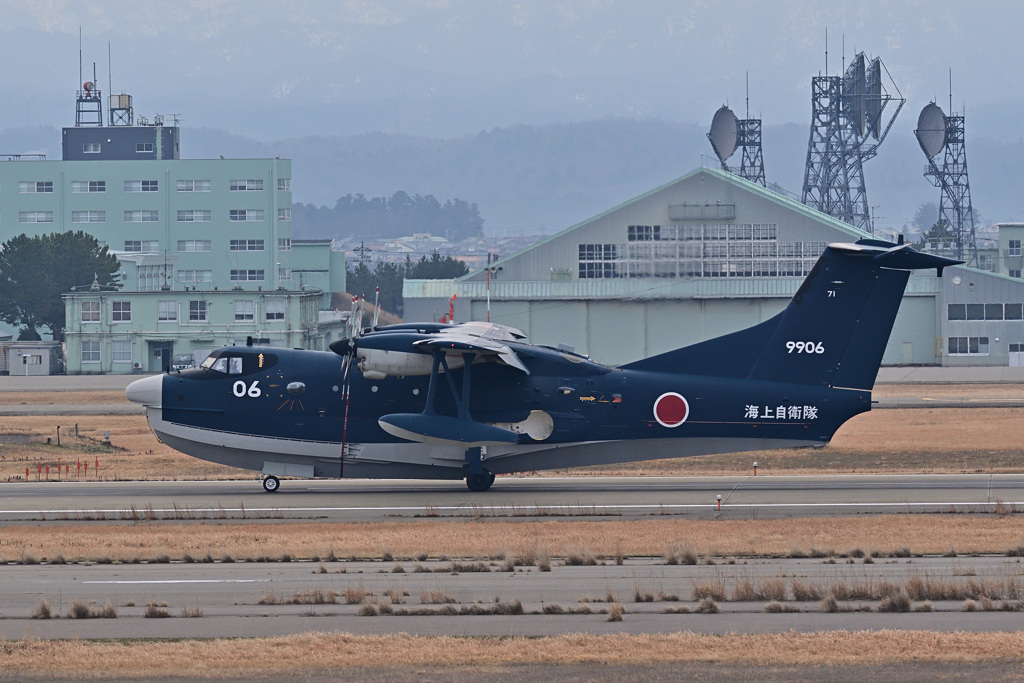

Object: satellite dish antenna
[915,102,947,159]
[865,57,883,139]
[707,106,738,165]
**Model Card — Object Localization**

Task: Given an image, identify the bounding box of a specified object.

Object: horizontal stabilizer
[379,413,519,447]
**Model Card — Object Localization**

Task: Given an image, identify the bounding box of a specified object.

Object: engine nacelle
[357,348,465,379]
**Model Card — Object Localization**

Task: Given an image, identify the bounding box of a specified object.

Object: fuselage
[129,343,870,481]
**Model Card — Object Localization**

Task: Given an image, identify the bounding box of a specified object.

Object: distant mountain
[3,118,1022,238]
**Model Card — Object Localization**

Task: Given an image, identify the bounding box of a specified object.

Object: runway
[2,552,1022,640]
[1,474,1023,522]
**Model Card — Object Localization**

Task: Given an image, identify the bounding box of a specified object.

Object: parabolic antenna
[708,106,738,164]
[865,57,883,140]
[843,53,866,137]
[915,102,947,159]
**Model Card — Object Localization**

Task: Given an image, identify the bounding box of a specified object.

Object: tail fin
[623,241,960,390]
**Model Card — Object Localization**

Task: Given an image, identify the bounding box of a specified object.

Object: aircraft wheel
[466,471,493,492]
[262,475,280,493]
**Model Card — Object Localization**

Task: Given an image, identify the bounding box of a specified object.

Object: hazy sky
[0,0,1021,140]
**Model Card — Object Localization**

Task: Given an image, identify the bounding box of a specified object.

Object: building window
[19,211,53,223]
[189,300,208,321]
[277,178,290,191]
[1010,343,1024,353]
[177,210,211,222]
[136,143,154,153]
[1007,304,1024,320]
[124,180,158,192]
[1011,270,1022,279]
[112,340,132,363]
[81,341,100,363]
[234,300,255,321]
[265,299,285,321]
[278,267,292,282]
[277,238,291,251]
[1010,240,1022,257]
[277,208,291,222]
[229,179,264,191]
[124,210,159,223]
[18,181,52,193]
[229,209,264,222]
[83,143,100,154]
[177,180,211,192]
[986,304,1004,320]
[947,304,965,320]
[111,301,131,322]
[156,300,177,321]
[124,240,159,252]
[229,239,264,251]
[71,180,105,193]
[177,269,213,283]
[81,300,100,322]
[230,269,264,282]
[177,240,212,252]
[948,336,989,355]
[71,210,105,223]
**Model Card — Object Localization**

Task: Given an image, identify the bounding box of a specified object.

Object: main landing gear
[464,446,495,492]
[466,470,496,492]
[262,474,280,493]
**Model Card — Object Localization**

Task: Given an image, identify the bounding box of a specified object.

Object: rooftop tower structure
[801,51,904,232]
[915,91,977,266]
[707,79,765,187]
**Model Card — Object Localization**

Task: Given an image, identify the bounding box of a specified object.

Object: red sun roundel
[653,392,689,428]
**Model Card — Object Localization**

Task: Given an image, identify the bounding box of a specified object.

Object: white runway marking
[4,501,1023,516]
[82,580,267,585]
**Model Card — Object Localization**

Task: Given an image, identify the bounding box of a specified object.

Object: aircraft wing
[413,335,530,375]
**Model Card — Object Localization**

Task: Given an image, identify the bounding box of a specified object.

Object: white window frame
[111,301,131,323]
[177,210,212,222]
[124,180,159,192]
[234,300,255,321]
[112,340,132,363]
[230,179,264,191]
[177,240,212,252]
[277,238,291,251]
[83,143,101,154]
[229,239,265,251]
[123,240,159,253]
[177,269,213,284]
[265,299,286,321]
[229,209,264,222]
[277,208,291,222]
[136,142,154,153]
[230,269,265,282]
[71,180,105,193]
[81,300,100,323]
[157,300,177,322]
[71,210,106,224]
[19,211,53,224]
[124,210,159,223]
[177,180,211,192]
[81,340,100,363]
[277,178,291,191]
[18,181,53,193]
[189,300,208,322]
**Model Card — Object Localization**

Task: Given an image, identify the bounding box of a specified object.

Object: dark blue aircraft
[126,239,958,492]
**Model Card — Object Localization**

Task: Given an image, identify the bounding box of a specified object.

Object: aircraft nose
[125,374,163,407]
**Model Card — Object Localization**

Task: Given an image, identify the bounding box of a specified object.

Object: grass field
[5,403,1023,481]
[2,631,1024,678]
[2,516,1023,564]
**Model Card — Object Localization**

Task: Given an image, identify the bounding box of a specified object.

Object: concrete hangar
[405,167,1024,368]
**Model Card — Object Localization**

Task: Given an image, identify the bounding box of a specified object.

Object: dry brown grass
[3,631,1024,676]
[3,516,1024,563]
[3,384,1024,480]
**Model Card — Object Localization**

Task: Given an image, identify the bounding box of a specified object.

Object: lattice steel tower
[802,53,904,232]
[915,99,977,266]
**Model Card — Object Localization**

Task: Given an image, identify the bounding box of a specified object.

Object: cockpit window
[200,350,278,375]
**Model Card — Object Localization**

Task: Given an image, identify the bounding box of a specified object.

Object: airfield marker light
[25,467,29,480]
[84,462,88,478]
[56,425,60,447]
[95,457,99,479]
[45,465,49,479]
[753,461,758,476]
[57,458,61,480]
[37,464,41,481]
[717,494,722,511]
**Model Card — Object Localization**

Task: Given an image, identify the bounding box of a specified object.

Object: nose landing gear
[261,474,280,493]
